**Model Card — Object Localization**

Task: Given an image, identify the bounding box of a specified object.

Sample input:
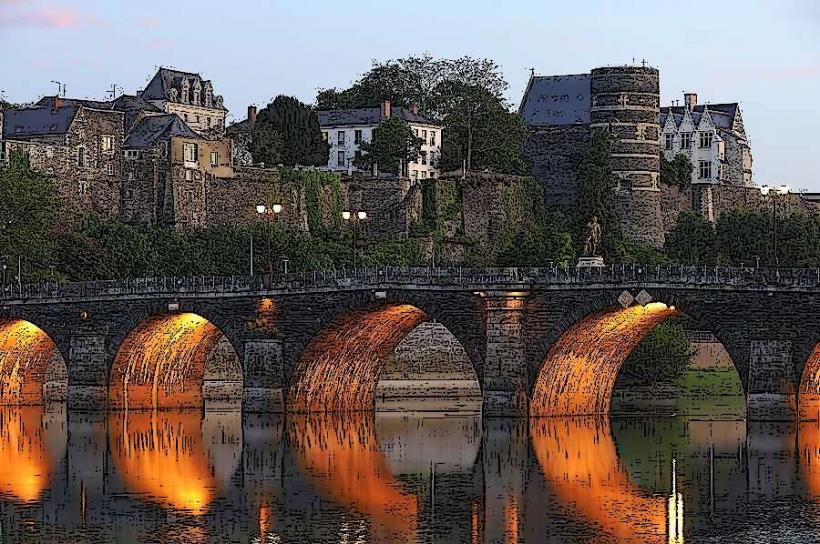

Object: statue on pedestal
[578,215,605,268]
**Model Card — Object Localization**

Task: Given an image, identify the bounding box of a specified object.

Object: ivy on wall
[280,169,343,235]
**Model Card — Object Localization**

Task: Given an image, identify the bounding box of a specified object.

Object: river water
[0,407,818,543]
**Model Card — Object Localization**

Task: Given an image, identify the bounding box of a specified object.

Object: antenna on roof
[107,84,121,100]
[50,81,65,97]
[529,67,535,78]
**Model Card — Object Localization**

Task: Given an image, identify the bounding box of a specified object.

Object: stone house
[138,68,227,136]
[318,100,442,180]
[121,112,233,228]
[1,96,124,220]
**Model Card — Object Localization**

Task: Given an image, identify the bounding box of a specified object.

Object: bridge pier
[746,340,798,421]
[482,292,529,417]
[242,339,285,413]
[66,335,109,411]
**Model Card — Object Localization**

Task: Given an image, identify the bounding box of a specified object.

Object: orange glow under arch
[109,411,218,515]
[799,344,820,421]
[287,304,427,413]
[109,313,225,410]
[800,421,820,501]
[0,319,61,405]
[288,414,418,542]
[530,418,668,542]
[531,303,678,416]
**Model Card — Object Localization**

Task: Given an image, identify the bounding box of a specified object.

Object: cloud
[137,16,159,29]
[0,3,101,28]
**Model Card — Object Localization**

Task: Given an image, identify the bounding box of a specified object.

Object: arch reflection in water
[800,421,820,500]
[108,410,241,515]
[529,417,670,543]
[531,303,677,416]
[0,406,66,503]
[287,414,419,542]
[799,344,820,421]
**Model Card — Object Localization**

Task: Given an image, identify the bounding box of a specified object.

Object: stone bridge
[1,265,818,420]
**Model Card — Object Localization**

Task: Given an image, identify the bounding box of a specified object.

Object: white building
[318,100,441,179]
[659,92,752,187]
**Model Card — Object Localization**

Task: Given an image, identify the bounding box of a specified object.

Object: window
[106,163,114,175]
[422,129,427,141]
[195,115,200,123]
[338,131,346,145]
[101,135,114,153]
[420,151,427,165]
[77,146,86,167]
[185,169,194,181]
[184,113,189,122]
[698,160,711,179]
[429,151,436,166]
[699,132,712,149]
[680,132,692,150]
[354,129,363,144]
[664,133,673,150]
[414,128,419,136]
[207,117,212,127]
[78,180,89,196]
[430,131,436,146]
[183,142,198,163]
[420,171,427,179]
[45,146,54,158]
[412,170,418,180]
[125,149,140,159]
[128,171,135,181]
[429,172,436,179]
[210,151,219,167]
[337,150,346,167]
[161,142,168,158]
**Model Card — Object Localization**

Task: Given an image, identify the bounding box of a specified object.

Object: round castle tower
[590,66,664,246]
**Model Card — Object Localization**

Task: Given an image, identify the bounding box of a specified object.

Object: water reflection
[108,410,241,515]
[0,408,819,542]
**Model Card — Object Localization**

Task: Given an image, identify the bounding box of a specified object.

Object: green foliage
[250,96,328,167]
[660,153,693,190]
[576,129,625,260]
[0,152,58,279]
[360,239,424,267]
[435,80,527,174]
[622,240,672,265]
[354,118,423,175]
[714,209,820,267]
[280,169,343,235]
[664,211,716,265]
[620,319,694,387]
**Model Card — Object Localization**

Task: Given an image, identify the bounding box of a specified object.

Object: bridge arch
[0,318,67,405]
[286,298,484,414]
[799,344,820,421]
[108,312,243,410]
[529,291,744,417]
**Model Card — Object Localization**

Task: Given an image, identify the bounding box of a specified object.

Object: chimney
[248,105,258,128]
[52,96,63,113]
[410,103,419,115]
[381,99,392,119]
[684,93,697,112]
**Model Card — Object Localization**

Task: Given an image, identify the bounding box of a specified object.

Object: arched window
[77,146,86,167]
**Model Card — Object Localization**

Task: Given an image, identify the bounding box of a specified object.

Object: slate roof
[659,104,739,131]
[140,68,225,110]
[111,94,163,130]
[519,74,591,127]
[317,106,438,127]
[123,113,199,149]
[2,102,79,139]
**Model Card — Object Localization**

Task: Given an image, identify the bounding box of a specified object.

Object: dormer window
[699,132,712,149]
[680,132,692,150]
[664,133,673,150]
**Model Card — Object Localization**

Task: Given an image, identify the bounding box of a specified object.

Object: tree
[353,117,423,175]
[665,211,716,264]
[576,129,625,260]
[434,80,527,173]
[715,210,771,266]
[0,152,57,279]
[620,320,694,387]
[250,96,328,167]
[660,153,693,189]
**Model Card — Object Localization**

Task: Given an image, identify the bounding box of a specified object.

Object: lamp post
[256,202,283,275]
[759,184,789,269]
[342,210,368,271]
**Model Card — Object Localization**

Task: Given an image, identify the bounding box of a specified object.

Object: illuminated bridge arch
[0,318,67,405]
[286,301,483,414]
[529,293,743,417]
[108,313,243,410]
[799,344,820,421]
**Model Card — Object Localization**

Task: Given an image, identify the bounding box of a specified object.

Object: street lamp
[759,184,789,269]
[256,201,283,275]
[342,209,368,270]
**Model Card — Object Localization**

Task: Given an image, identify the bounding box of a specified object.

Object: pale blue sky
[2,0,818,190]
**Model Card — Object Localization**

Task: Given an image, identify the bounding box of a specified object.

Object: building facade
[139,68,227,135]
[318,100,442,180]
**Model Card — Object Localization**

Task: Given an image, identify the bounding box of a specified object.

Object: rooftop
[519,74,591,127]
[318,105,438,127]
[123,113,200,149]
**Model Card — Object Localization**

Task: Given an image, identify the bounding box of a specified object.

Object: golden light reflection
[799,344,820,421]
[0,319,58,405]
[109,314,224,410]
[799,421,820,500]
[109,411,216,515]
[530,417,668,543]
[287,304,427,413]
[288,414,418,542]
[0,407,54,502]
[531,303,677,416]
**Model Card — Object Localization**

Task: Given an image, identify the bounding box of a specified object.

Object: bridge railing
[1,265,819,301]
